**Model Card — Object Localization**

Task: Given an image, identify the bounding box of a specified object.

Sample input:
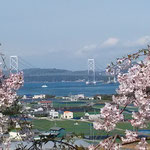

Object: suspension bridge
[0,52,115,84]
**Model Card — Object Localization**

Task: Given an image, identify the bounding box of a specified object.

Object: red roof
[40,101,52,104]
[64,111,73,113]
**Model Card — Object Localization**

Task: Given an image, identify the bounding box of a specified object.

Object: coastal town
[8,93,103,142]
[9,92,146,146]
[21,93,103,119]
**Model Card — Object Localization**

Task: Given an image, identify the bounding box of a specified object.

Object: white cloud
[135,36,150,46]
[81,44,97,51]
[76,44,97,56]
[101,37,119,47]
[76,37,119,57]
[125,36,150,47]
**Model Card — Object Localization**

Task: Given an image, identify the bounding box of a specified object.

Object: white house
[38,101,53,108]
[97,95,102,100]
[70,95,78,101]
[22,95,27,99]
[77,94,85,99]
[88,97,94,100]
[9,132,22,141]
[25,106,31,110]
[62,96,69,100]
[33,94,46,99]
[89,114,101,121]
[63,111,73,119]
[37,107,44,111]
[9,132,26,141]
[70,94,85,101]
[49,109,59,119]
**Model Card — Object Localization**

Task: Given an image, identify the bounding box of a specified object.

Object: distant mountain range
[22,68,111,82]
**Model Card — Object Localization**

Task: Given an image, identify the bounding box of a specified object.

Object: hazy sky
[0,0,150,70]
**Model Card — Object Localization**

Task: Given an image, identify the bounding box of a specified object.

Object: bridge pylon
[10,56,18,73]
[86,58,96,85]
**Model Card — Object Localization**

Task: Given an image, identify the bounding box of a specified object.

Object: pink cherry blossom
[88,145,95,150]
[121,130,138,143]
[93,103,124,132]
[136,138,148,150]
[99,138,121,150]
[91,50,150,149]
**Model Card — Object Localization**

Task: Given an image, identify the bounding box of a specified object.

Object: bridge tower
[86,59,96,85]
[10,56,18,73]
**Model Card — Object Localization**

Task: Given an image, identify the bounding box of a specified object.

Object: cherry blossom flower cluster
[130,109,147,128]
[136,138,148,150]
[0,113,9,134]
[93,103,124,131]
[0,70,24,147]
[112,95,129,106]
[4,72,24,90]
[0,72,23,107]
[121,130,138,143]
[90,48,150,149]
[106,48,150,75]
[88,145,95,150]
[99,138,121,150]
[88,138,121,150]
[115,56,150,128]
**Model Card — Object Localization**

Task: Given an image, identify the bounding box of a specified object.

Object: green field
[92,104,104,109]
[32,119,99,135]
[29,98,150,138]
[32,119,115,136]
[53,101,87,108]
[32,119,150,137]
[73,111,100,118]
[73,112,85,118]
[123,113,132,119]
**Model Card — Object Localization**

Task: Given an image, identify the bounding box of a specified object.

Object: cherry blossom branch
[28,138,78,150]
[108,134,118,150]
[93,136,114,150]
[120,102,130,114]
[106,46,150,74]
[93,134,150,150]
[122,137,150,145]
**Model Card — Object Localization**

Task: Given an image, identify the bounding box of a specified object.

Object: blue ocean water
[18,82,119,97]
[138,130,150,134]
